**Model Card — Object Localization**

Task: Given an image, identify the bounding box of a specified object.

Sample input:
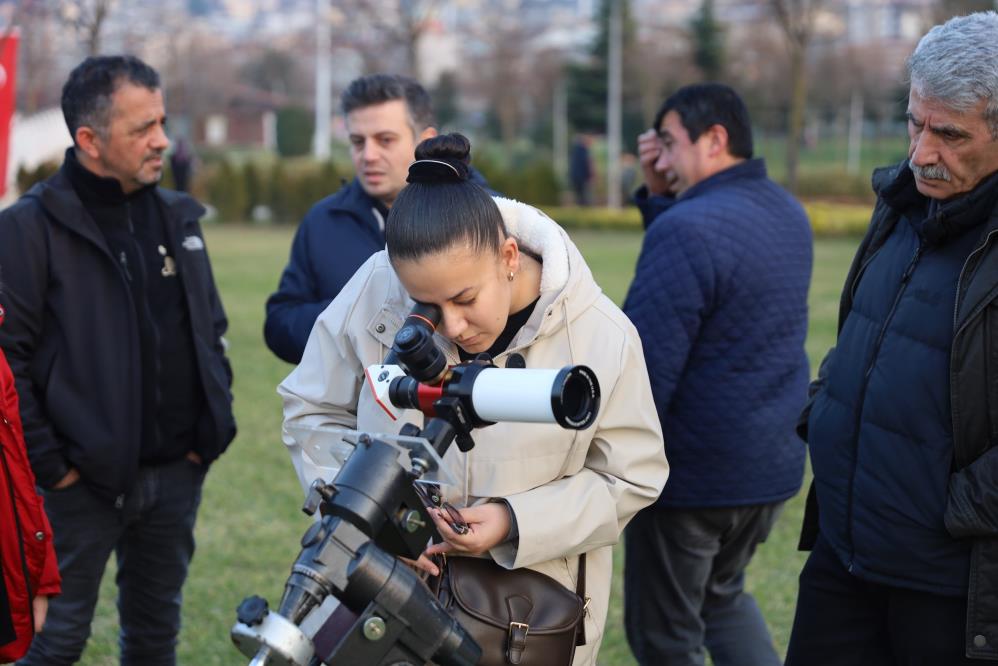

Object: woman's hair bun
[408,133,472,184]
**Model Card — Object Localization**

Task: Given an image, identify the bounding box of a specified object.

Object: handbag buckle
[507,622,530,664]
[508,621,530,636]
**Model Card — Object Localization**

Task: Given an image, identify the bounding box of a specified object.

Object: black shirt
[458,297,540,363]
[63,149,204,463]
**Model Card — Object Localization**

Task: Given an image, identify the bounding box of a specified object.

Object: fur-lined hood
[488,196,603,352]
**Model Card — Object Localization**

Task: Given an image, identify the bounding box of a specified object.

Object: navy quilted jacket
[624,159,812,507]
[264,179,387,364]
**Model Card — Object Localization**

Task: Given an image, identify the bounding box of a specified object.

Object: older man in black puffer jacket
[787,12,998,665]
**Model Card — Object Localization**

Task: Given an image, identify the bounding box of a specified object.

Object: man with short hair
[786,12,998,664]
[0,55,236,665]
[622,83,813,666]
[263,74,437,364]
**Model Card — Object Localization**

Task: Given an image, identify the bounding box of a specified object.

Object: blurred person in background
[569,133,594,206]
[0,55,236,665]
[168,136,193,193]
[622,83,813,666]
[787,12,998,664]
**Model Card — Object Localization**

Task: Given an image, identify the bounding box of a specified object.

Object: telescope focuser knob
[303,478,337,516]
[301,521,327,548]
[236,595,269,626]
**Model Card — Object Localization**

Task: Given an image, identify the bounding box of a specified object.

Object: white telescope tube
[468,366,599,429]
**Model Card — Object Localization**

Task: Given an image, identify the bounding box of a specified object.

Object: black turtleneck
[458,296,540,363]
[63,149,204,464]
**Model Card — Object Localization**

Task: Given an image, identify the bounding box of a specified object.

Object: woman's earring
[508,271,515,282]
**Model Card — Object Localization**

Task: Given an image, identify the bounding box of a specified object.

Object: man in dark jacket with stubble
[622,83,813,666]
[0,55,235,665]
[786,12,998,665]
[263,74,438,364]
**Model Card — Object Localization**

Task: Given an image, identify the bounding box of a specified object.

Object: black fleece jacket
[0,160,236,505]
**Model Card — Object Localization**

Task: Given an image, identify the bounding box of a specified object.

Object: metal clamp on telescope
[231,303,600,666]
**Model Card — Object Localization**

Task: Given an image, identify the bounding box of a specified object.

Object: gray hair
[908,11,998,139]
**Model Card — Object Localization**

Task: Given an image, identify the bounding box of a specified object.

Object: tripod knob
[236,595,269,626]
[303,478,337,516]
[301,521,327,548]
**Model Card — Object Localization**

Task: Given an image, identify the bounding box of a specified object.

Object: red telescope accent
[416,382,443,416]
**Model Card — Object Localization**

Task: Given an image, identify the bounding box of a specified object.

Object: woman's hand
[400,503,513,577]
[425,503,511,558]
[32,595,48,632]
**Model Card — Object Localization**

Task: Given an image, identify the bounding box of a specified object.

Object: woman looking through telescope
[279,133,668,664]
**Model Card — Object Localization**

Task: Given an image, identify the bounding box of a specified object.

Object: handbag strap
[575,553,587,647]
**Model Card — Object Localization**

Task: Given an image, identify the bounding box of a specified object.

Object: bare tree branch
[767,0,824,193]
[334,0,442,79]
[58,0,115,56]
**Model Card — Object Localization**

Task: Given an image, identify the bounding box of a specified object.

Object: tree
[276,106,314,157]
[769,0,823,194]
[58,0,115,56]
[431,71,459,128]
[240,49,303,99]
[333,0,441,80]
[159,27,238,135]
[690,0,725,82]
[935,0,994,22]
[470,11,538,157]
[566,0,645,144]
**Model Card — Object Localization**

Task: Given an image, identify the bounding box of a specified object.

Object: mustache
[910,161,951,182]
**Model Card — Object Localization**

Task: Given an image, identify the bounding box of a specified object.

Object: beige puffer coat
[279,197,668,664]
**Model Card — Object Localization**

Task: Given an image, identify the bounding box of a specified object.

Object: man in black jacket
[786,12,998,664]
[0,56,236,665]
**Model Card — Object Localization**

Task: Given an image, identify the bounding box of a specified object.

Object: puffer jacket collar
[871,161,998,328]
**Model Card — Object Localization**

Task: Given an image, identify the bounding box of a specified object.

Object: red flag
[0,31,19,199]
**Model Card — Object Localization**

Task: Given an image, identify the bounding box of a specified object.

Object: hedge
[475,152,561,207]
[276,107,314,158]
[197,158,343,224]
[10,156,873,236]
[540,202,873,236]
[16,161,60,193]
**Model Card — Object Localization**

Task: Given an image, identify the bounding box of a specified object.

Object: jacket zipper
[846,242,924,568]
[850,247,883,303]
[953,229,998,335]
[119,251,133,282]
[0,415,36,627]
[950,228,998,470]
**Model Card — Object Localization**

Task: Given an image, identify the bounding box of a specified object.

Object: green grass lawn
[78,226,860,665]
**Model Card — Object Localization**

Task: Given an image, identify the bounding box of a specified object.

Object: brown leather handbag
[433,555,587,666]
